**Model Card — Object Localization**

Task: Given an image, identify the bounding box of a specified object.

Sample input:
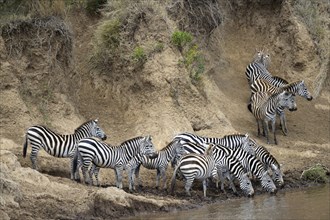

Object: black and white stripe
[170,144,218,197]
[250,91,297,144]
[254,145,284,186]
[250,79,313,135]
[178,141,255,196]
[174,132,256,156]
[72,136,158,188]
[245,52,272,86]
[126,139,185,192]
[23,119,107,179]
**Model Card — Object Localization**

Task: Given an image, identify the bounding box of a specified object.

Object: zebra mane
[160,140,177,151]
[222,133,246,138]
[119,136,144,146]
[258,145,280,168]
[74,119,96,132]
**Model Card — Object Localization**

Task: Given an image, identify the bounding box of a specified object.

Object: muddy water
[126,185,330,220]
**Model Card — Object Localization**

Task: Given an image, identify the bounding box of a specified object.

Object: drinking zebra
[250,79,313,135]
[254,145,284,186]
[173,132,256,156]
[170,144,218,197]
[23,119,107,179]
[180,141,276,194]
[125,139,186,192]
[72,136,158,189]
[249,91,297,144]
[178,141,255,196]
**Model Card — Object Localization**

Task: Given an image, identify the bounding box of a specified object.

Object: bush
[301,164,329,183]
[95,19,121,50]
[132,46,147,63]
[171,31,193,52]
[85,0,107,15]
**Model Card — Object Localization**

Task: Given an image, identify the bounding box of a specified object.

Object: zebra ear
[94,118,98,123]
[271,164,277,170]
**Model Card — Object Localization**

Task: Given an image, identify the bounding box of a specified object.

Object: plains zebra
[250,79,313,135]
[254,145,284,186]
[126,139,186,192]
[72,136,158,189]
[173,132,256,156]
[23,119,107,179]
[170,144,218,197]
[178,141,255,196]
[180,140,276,194]
[245,52,271,86]
[250,91,297,144]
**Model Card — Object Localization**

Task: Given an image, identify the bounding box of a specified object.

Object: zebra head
[297,80,313,101]
[271,164,284,187]
[243,134,257,156]
[90,119,107,140]
[239,173,254,197]
[278,91,297,112]
[140,135,158,159]
[261,171,277,194]
[170,139,186,167]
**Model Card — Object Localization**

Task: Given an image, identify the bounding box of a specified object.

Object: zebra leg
[128,166,136,193]
[161,168,167,190]
[81,166,89,185]
[115,167,124,189]
[280,113,288,136]
[156,169,161,189]
[135,164,142,188]
[263,120,270,144]
[93,166,101,187]
[30,146,41,170]
[256,119,261,136]
[226,173,238,195]
[202,179,207,197]
[271,119,278,145]
[88,165,95,186]
[184,178,194,197]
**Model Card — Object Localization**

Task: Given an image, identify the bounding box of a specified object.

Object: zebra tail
[72,150,79,176]
[23,134,28,158]
[170,165,180,195]
[247,103,252,113]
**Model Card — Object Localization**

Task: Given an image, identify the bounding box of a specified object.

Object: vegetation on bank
[301,164,330,183]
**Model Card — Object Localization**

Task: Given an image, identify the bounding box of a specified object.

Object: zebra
[245,52,272,86]
[173,132,256,156]
[72,136,158,189]
[170,144,218,197]
[254,145,284,187]
[125,139,186,192]
[250,79,313,135]
[249,91,297,144]
[23,119,107,179]
[178,141,255,196]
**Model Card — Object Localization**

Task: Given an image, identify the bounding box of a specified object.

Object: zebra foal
[170,144,218,197]
[72,136,158,189]
[250,91,297,144]
[126,139,186,192]
[23,119,107,179]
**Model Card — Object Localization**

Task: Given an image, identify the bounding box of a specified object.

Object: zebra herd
[246,50,313,144]
[23,120,283,198]
[21,49,311,198]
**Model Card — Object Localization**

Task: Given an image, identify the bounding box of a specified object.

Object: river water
[126,185,329,220]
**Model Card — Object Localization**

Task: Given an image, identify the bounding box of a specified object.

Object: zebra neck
[283,81,299,93]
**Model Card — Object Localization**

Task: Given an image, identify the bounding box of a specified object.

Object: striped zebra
[250,79,313,135]
[173,132,256,156]
[254,145,284,186]
[178,141,255,196]
[72,136,158,189]
[23,119,107,179]
[250,91,297,144]
[245,51,290,89]
[170,144,218,197]
[180,141,276,194]
[126,139,186,192]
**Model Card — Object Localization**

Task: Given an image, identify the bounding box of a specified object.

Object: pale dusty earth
[0,1,329,219]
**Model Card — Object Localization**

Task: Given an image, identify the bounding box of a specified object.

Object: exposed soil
[0,1,329,219]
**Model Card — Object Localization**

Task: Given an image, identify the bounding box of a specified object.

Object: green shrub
[301,164,329,183]
[95,19,121,50]
[183,45,205,81]
[132,46,147,63]
[153,42,164,53]
[171,30,193,52]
